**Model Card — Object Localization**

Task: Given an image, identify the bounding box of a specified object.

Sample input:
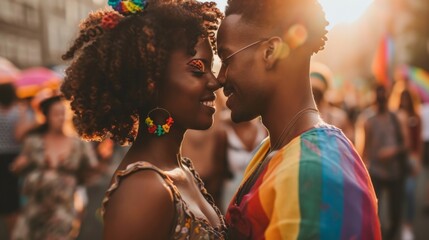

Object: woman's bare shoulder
[103,169,176,240]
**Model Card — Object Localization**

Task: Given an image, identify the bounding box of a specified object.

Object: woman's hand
[377,146,402,161]
[10,155,29,174]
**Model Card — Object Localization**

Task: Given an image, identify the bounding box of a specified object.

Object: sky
[319,0,373,28]
[209,0,373,29]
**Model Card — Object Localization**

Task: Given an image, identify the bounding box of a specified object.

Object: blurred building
[0,0,105,68]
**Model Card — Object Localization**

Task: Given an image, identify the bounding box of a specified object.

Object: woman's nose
[208,72,222,91]
[216,64,228,86]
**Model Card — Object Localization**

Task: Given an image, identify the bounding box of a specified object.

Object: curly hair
[61,0,223,145]
[225,0,328,54]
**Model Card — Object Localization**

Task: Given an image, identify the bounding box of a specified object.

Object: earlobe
[264,45,273,69]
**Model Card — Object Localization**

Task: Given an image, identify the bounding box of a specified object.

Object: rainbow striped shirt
[225,126,381,240]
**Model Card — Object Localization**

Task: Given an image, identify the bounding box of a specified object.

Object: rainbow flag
[405,66,429,103]
[226,126,382,240]
[372,34,394,87]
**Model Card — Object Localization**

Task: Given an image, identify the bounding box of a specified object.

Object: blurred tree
[405,0,429,71]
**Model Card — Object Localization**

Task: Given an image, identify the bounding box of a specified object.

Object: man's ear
[264,37,290,70]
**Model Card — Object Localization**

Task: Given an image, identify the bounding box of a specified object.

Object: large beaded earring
[145,107,174,136]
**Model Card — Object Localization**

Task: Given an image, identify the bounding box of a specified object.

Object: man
[363,85,408,240]
[216,0,381,239]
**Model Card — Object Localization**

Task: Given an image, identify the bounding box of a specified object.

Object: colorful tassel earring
[145,107,174,136]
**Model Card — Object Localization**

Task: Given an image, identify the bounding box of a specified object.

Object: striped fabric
[225,126,381,240]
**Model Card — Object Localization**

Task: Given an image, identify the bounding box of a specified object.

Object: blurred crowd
[0,57,127,239]
[1,56,429,240]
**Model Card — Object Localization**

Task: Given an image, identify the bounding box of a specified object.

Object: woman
[396,89,422,239]
[61,0,226,239]
[11,95,98,240]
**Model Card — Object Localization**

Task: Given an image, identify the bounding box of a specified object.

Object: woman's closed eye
[187,59,206,75]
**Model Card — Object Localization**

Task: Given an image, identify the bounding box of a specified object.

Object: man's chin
[231,111,257,123]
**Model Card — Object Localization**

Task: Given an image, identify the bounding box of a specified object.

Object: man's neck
[261,89,319,150]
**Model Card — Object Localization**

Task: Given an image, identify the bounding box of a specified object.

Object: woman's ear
[264,37,290,70]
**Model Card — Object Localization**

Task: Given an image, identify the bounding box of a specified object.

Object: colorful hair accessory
[101,12,124,29]
[108,0,147,15]
[145,107,174,136]
[187,59,205,72]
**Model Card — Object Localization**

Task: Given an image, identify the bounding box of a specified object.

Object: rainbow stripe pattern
[226,126,381,240]
[400,65,429,103]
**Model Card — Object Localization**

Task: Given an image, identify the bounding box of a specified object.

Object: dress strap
[100,161,180,217]
[181,157,209,195]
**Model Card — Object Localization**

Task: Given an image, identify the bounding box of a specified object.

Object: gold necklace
[234,107,319,205]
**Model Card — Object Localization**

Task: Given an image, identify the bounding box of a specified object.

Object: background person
[363,85,407,240]
[0,82,33,239]
[11,95,98,240]
[395,88,422,240]
[310,61,354,142]
[214,112,267,213]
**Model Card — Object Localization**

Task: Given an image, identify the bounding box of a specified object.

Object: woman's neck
[46,128,65,137]
[126,123,186,170]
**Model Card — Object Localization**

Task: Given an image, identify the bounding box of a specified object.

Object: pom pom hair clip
[108,0,148,15]
[101,0,148,30]
[101,11,124,29]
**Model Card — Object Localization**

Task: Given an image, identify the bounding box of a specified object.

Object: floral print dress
[12,134,98,240]
[102,157,227,239]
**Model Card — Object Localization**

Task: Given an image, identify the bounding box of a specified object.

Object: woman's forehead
[194,39,213,58]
